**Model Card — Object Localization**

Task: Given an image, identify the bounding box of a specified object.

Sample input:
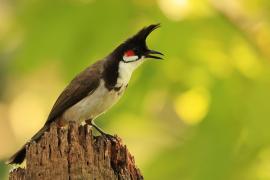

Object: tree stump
[9,122,143,180]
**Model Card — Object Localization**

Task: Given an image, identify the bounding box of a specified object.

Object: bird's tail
[6,124,50,164]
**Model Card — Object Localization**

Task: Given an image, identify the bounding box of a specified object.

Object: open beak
[145,49,164,60]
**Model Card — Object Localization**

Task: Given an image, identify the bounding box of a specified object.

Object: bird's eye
[123,50,139,62]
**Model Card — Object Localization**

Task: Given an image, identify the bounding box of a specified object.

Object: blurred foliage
[1,0,270,179]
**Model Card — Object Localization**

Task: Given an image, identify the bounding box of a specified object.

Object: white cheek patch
[123,55,139,62]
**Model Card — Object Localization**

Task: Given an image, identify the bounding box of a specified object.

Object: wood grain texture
[9,122,143,180]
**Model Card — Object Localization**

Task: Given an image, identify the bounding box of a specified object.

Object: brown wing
[45,61,103,125]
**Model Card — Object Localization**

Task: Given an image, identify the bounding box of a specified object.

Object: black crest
[103,24,162,90]
[111,24,161,57]
[126,23,161,47]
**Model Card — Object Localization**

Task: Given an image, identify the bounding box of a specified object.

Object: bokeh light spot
[158,0,190,21]
[9,92,46,143]
[174,87,210,125]
[231,41,263,79]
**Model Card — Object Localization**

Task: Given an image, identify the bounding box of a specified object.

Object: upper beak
[145,49,164,60]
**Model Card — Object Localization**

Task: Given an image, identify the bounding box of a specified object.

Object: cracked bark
[9,122,143,180]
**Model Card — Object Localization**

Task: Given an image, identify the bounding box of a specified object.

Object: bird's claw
[101,133,118,142]
[85,120,118,142]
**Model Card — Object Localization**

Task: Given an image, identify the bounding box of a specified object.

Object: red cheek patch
[125,50,135,57]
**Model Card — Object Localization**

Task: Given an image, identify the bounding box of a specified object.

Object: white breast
[62,80,125,122]
[62,58,144,123]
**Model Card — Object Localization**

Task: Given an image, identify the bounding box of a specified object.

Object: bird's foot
[100,132,118,142]
[93,125,118,142]
[85,119,118,142]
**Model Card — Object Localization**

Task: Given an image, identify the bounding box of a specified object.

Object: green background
[1,0,270,179]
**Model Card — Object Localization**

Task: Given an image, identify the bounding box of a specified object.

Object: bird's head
[113,24,163,63]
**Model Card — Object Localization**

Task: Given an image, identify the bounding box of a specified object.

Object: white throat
[117,58,144,86]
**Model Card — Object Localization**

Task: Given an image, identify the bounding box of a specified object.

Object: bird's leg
[92,124,116,140]
[85,119,116,140]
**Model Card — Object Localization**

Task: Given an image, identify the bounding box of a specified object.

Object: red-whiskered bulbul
[7,24,163,164]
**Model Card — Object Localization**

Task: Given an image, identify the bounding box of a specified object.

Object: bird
[7,24,163,165]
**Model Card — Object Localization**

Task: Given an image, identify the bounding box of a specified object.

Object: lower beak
[145,50,164,60]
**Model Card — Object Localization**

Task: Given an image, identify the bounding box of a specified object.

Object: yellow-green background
[1,0,270,179]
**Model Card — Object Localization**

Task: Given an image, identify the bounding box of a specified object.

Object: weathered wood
[9,122,143,180]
